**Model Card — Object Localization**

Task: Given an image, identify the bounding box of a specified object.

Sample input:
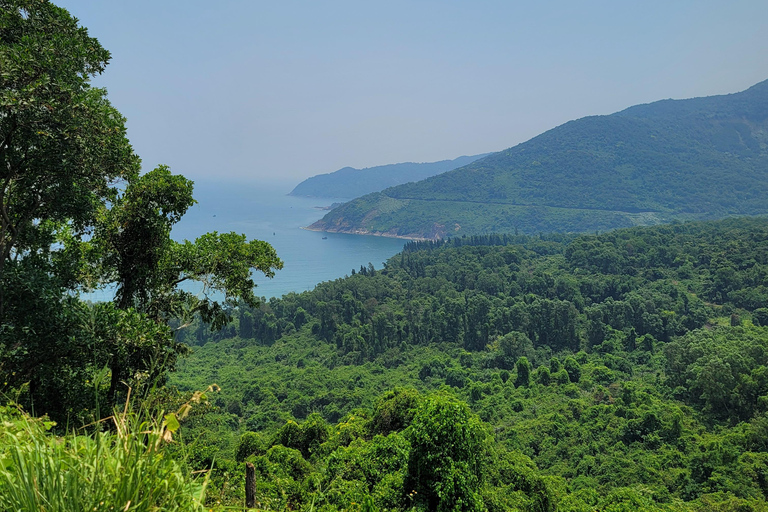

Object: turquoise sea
[170,179,406,300]
[85,179,406,302]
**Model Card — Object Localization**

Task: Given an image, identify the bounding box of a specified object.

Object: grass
[0,394,210,512]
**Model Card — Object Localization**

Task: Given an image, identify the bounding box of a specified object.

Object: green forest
[3,2,768,512]
[311,79,768,239]
[168,218,768,511]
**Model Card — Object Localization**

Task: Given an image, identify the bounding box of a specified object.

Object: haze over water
[171,180,407,300]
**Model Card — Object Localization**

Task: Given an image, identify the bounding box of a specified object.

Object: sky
[58,0,768,186]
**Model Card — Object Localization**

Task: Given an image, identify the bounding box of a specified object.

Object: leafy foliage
[0,0,140,299]
[0,1,282,423]
[91,164,282,330]
[405,394,489,512]
[172,218,768,510]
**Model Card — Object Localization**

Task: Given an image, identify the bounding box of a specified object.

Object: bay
[85,179,406,302]
[169,179,406,300]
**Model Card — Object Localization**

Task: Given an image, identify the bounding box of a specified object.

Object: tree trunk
[245,462,256,509]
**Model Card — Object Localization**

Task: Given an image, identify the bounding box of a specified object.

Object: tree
[753,308,768,327]
[563,356,581,383]
[1,0,140,419]
[370,387,421,436]
[239,310,255,338]
[405,394,488,512]
[0,2,282,418]
[89,166,283,406]
[496,331,534,369]
[92,165,195,314]
[0,0,140,312]
[515,356,531,388]
[91,165,281,324]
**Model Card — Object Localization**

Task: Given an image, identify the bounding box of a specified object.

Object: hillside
[289,154,490,198]
[172,217,768,510]
[309,79,768,239]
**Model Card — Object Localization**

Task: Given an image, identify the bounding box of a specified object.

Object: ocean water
[83,181,407,301]
[121,179,406,301]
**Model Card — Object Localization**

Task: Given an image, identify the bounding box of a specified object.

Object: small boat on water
[322,236,328,240]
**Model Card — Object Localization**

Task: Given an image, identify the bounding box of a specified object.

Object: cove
[171,179,407,300]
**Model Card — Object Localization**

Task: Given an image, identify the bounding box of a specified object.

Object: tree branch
[171,274,194,287]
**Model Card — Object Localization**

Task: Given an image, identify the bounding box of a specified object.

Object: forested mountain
[289,154,490,199]
[172,217,768,511]
[310,80,768,239]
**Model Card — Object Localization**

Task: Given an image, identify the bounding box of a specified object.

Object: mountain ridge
[289,153,491,199]
[310,79,768,239]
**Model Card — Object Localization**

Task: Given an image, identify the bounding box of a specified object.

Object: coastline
[301,225,433,242]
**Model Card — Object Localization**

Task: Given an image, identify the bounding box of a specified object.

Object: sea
[84,179,407,302]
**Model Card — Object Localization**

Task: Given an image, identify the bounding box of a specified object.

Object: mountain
[289,154,491,199]
[309,79,768,239]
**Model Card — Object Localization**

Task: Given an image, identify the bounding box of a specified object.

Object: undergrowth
[0,389,214,512]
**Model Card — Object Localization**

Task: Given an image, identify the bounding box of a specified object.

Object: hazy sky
[58,0,768,185]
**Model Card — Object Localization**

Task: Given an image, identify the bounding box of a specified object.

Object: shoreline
[301,225,433,242]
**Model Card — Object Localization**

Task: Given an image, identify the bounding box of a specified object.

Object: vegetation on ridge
[290,154,490,199]
[311,80,768,239]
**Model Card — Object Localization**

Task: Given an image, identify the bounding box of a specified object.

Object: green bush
[405,395,489,512]
[370,388,421,436]
[235,431,267,462]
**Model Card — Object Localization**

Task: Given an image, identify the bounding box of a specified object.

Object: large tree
[0,1,282,421]
[405,395,488,512]
[89,165,282,404]
[0,0,140,419]
[0,0,140,310]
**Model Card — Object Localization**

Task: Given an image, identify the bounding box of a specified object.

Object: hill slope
[289,154,490,198]
[309,79,768,239]
[172,217,768,510]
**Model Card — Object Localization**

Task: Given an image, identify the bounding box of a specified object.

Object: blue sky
[58,0,768,185]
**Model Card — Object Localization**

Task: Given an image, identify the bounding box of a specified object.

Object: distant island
[309,78,768,240]
[289,154,491,199]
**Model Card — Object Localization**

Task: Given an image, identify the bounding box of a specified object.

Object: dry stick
[245,462,256,509]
